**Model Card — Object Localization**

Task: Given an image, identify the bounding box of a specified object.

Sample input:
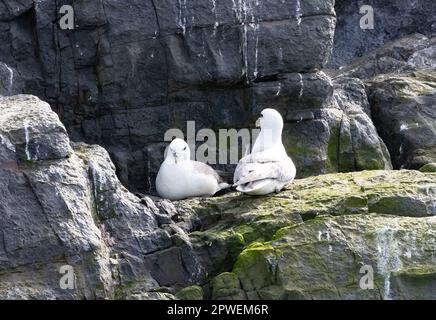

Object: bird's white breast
[156,161,219,200]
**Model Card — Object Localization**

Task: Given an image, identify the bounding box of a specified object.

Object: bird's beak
[255,118,261,128]
[173,152,178,164]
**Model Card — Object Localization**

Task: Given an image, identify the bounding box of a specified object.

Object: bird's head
[166,138,190,164]
[256,108,284,132]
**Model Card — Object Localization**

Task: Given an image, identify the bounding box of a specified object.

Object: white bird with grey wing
[233,108,296,195]
[156,138,230,200]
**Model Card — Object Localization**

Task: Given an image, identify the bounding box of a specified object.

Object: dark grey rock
[282,77,392,178]
[0,95,73,161]
[330,0,436,69]
[251,71,334,116]
[0,96,205,298]
[332,77,392,171]
[330,34,434,80]
[367,70,436,169]
[0,0,33,21]
[407,44,436,69]
[0,62,24,96]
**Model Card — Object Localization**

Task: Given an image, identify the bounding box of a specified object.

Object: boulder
[367,70,436,169]
[282,77,392,178]
[0,95,203,299]
[212,272,246,300]
[0,95,73,161]
[229,214,436,299]
[328,33,436,172]
[175,285,204,300]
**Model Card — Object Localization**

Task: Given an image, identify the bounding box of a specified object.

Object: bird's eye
[183,146,187,151]
[260,114,263,118]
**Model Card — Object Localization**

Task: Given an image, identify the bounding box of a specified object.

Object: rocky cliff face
[0,0,336,192]
[331,33,436,172]
[0,95,435,299]
[0,0,435,300]
[1,1,434,193]
[330,0,436,68]
[0,0,391,193]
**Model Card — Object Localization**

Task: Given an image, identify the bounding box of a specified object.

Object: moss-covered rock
[420,163,436,173]
[185,170,436,299]
[232,242,280,292]
[213,214,436,300]
[175,286,204,300]
[211,272,245,300]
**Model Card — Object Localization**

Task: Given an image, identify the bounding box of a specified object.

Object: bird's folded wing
[234,161,293,186]
[192,161,222,182]
[239,151,282,164]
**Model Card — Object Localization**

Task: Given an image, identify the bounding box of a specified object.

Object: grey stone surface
[0,62,21,96]
[367,70,436,169]
[330,0,436,69]
[330,34,434,80]
[181,170,436,300]
[0,95,73,161]
[282,76,392,178]
[0,96,204,299]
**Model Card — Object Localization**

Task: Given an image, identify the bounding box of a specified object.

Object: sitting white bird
[156,138,230,200]
[233,108,296,195]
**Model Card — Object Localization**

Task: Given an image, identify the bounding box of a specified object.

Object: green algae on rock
[175,285,204,300]
[212,214,436,300]
[420,163,436,173]
[211,272,245,300]
[178,170,436,299]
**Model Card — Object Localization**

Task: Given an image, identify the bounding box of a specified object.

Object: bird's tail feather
[218,182,231,191]
[236,179,270,194]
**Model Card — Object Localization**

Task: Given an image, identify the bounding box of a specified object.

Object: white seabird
[156,138,230,200]
[233,108,296,195]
